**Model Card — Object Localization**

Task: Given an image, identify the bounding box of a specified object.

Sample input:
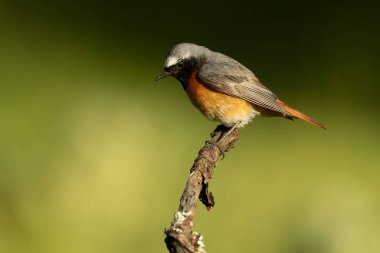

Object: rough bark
[164,125,240,253]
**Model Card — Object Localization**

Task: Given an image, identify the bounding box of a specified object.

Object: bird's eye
[177,61,184,68]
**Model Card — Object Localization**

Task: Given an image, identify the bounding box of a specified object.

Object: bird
[156,43,326,133]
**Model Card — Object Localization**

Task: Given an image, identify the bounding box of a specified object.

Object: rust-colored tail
[277,99,326,129]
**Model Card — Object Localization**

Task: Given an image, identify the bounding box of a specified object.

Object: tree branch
[164,125,240,253]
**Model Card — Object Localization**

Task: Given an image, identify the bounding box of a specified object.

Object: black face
[156,55,205,89]
[167,58,196,87]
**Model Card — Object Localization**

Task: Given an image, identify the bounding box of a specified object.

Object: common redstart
[156,43,325,131]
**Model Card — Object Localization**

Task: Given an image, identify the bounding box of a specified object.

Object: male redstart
[156,43,325,131]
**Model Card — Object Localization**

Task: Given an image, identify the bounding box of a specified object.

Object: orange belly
[185,73,258,127]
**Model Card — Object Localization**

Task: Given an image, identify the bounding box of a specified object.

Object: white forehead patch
[165,56,179,68]
[165,49,192,67]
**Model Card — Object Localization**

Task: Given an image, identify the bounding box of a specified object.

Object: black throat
[173,56,206,90]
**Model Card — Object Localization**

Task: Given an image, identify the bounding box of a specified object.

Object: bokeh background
[0,1,379,252]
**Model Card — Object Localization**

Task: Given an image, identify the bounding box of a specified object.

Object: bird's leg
[205,122,240,160]
[205,123,240,160]
[217,122,240,142]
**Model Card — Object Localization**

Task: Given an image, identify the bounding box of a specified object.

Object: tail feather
[276,99,326,129]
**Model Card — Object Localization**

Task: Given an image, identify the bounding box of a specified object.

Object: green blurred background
[0,0,379,252]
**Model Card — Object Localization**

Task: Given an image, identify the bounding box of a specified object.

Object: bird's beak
[155,70,171,81]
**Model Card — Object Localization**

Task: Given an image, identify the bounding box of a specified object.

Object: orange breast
[185,72,257,127]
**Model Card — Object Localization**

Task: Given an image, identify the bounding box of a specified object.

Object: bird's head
[156,43,210,85]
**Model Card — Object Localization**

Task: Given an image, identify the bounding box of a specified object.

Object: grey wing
[198,53,287,115]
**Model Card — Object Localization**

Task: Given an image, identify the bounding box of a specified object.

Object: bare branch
[164,125,240,253]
